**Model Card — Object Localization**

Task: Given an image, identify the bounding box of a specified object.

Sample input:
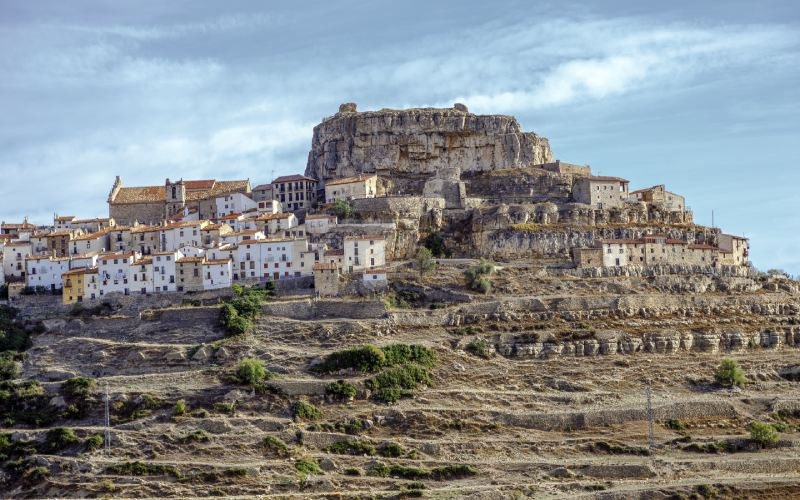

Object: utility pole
[104,382,111,453]
[645,379,654,452]
[711,209,715,229]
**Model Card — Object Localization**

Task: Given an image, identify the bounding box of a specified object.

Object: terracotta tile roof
[325,174,376,186]
[1,222,37,230]
[325,249,344,256]
[55,216,76,222]
[185,180,250,201]
[74,217,112,223]
[273,174,315,183]
[253,183,273,190]
[98,251,137,260]
[184,179,216,190]
[204,259,231,265]
[313,262,338,271]
[133,257,153,265]
[112,185,166,204]
[162,220,207,230]
[219,213,243,220]
[256,213,293,221]
[365,267,387,273]
[584,175,629,183]
[73,232,107,241]
[202,224,223,230]
[70,252,99,259]
[26,254,55,261]
[176,257,203,263]
[63,266,98,276]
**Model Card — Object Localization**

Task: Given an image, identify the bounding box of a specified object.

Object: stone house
[203,259,232,290]
[200,223,233,248]
[572,176,630,209]
[718,234,749,266]
[106,226,133,252]
[571,247,603,268]
[324,174,378,204]
[108,176,251,225]
[537,160,592,176]
[344,235,386,273]
[313,262,339,297]
[322,248,344,270]
[629,184,686,212]
[130,225,161,255]
[305,214,337,234]
[176,256,204,292]
[362,268,388,288]
[272,174,317,212]
[255,213,298,235]
[251,183,275,203]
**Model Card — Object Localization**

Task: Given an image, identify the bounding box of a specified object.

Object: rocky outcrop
[305,103,553,187]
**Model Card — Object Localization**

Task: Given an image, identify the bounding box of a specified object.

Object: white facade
[70,253,99,270]
[25,257,70,290]
[344,236,386,273]
[203,260,232,289]
[324,175,378,203]
[256,199,281,214]
[71,232,109,256]
[98,252,138,296]
[305,215,337,234]
[221,230,266,246]
[216,192,257,218]
[234,238,313,281]
[151,250,180,292]
[130,257,154,295]
[3,241,32,280]
[602,242,631,267]
[256,213,298,235]
[160,222,205,251]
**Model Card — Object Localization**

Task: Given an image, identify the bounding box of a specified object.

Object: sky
[1,0,799,274]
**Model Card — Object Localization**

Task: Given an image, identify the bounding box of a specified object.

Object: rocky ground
[1,262,799,499]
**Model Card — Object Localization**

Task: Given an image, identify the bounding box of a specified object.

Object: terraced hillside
[1,263,799,499]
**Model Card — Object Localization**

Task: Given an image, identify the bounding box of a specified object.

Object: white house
[71,231,109,256]
[130,256,154,295]
[69,253,99,270]
[203,259,232,290]
[255,213,298,235]
[362,267,388,289]
[221,230,266,246]
[3,240,32,280]
[233,237,313,281]
[324,174,378,203]
[344,235,386,273]
[25,256,70,291]
[151,250,180,293]
[256,199,282,214]
[160,221,207,251]
[305,214,337,234]
[98,251,139,296]
[215,192,257,218]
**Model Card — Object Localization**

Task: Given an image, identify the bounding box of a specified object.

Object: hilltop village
[1,103,748,305]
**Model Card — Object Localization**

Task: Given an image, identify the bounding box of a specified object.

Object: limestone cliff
[304,103,553,186]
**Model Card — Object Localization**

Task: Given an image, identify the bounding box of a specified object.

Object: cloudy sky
[1,0,798,273]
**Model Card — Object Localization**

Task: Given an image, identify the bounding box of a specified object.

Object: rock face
[304,103,554,185]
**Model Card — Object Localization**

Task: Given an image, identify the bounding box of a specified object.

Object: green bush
[84,434,103,452]
[312,345,386,374]
[368,364,430,392]
[213,402,235,415]
[326,439,376,456]
[465,338,493,358]
[236,358,268,386]
[173,400,187,417]
[291,401,322,421]
[367,463,430,480]
[0,379,58,427]
[714,358,746,387]
[261,436,289,457]
[0,306,30,352]
[41,427,79,453]
[664,419,687,431]
[343,467,362,476]
[0,352,20,380]
[325,380,357,400]
[464,260,494,293]
[105,461,181,477]
[333,199,354,219]
[749,420,779,447]
[219,286,272,336]
[294,457,322,475]
[380,344,436,368]
[378,442,404,458]
[62,377,96,399]
[415,247,436,277]
[430,464,478,480]
[422,230,450,258]
[179,430,211,444]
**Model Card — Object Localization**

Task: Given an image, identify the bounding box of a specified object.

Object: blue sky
[1,1,798,273]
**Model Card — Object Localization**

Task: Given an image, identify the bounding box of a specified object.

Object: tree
[422,230,449,258]
[714,358,746,387]
[333,199,354,219]
[415,247,436,279]
[748,420,779,447]
[236,358,267,386]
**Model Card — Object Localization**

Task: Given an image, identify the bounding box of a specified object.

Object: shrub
[343,467,362,476]
[749,420,779,447]
[62,377,96,399]
[714,358,746,387]
[85,434,103,452]
[367,364,430,392]
[312,345,386,374]
[430,464,478,480]
[0,352,20,380]
[105,461,181,477]
[367,463,430,480]
[380,344,436,368]
[378,442,404,458]
[664,419,687,431]
[325,380,357,400]
[261,436,289,457]
[326,439,376,456]
[465,338,493,358]
[213,402,235,415]
[41,427,79,453]
[333,199,354,219]
[0,306,30,352]
[236,358,268,386]
[464,260,494,294]
[219,286,271,336]
[0,379,58,427]
[291,401,322,421]
[294,457,322,475]
[173,399,187,417]
[422,230,450,258]
[179,430,211,444]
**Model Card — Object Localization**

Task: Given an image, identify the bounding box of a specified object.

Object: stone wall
[110,202,165,226]
[261,298,387,320]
